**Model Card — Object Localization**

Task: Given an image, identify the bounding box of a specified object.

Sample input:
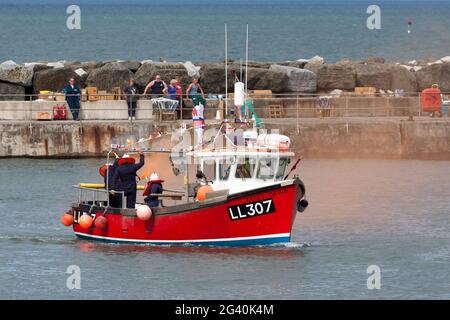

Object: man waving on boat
[112,151,145,209]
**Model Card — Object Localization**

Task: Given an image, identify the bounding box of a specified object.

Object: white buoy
[234,82,245,106]
[137,205,152,221]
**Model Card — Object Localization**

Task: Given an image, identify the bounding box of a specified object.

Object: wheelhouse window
[256,158,277,180]
[275,158,290,180]
[202,159,216,181]
[235,157,255,179]
[219,157,235,180]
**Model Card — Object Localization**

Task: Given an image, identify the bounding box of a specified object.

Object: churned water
[0,158,450,299]
[1,0,450,63]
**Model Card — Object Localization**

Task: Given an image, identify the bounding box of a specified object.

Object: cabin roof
[187,147,294,158]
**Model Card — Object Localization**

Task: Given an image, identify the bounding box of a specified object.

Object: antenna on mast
[245,23,249,94]
[225,23,228,119]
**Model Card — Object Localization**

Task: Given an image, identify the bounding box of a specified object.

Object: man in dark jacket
[104,158,122,208]
[63,78,81,120]
[112,152,145,209]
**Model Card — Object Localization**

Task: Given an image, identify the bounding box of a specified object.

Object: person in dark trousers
[104,158,122,208]
[143,172,164,207]
[62,78,81,120]
[112,151,145,209]
[123,78,139,121]
[143,75,167,97]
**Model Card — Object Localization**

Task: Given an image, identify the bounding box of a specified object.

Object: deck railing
[0,92,448,121]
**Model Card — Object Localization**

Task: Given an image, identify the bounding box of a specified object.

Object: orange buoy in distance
[61,212,74,227]
[197,185,214,201]
[94,215,108,229]
[79,214,94,229]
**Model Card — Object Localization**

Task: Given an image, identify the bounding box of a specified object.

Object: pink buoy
[136,205,152,221]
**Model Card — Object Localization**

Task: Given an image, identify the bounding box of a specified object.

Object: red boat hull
[72,181,301,246]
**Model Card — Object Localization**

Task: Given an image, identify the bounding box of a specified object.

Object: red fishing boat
[62,123,309,246]
[61,26,308,246]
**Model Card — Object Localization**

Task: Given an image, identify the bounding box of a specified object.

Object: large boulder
[199,62,234,94]
[85,62,134,91]
[0,81,26,100]
[317,64,356,90]
[0,61,34,87]
[416,62,450,91]
[33,67,82,93]
[391,66,417,93]
[281,61,308,69]
[198,63,288,94]
[64,61,82,69]
[269,64,317,93]
[104,60,141,72]
[303,55,325,74]
[245,67,288,93]
[80,61,106,73]
[134,62,190,90]
[354,64,392,90]
[367,56,385,64]
[23,62,53,73]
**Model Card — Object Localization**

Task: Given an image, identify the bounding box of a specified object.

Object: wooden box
[38,92,55,101]
[111,87,122,100]
[85,87,99,101]
[55,93,66,102]
[81,89,88,102]
[354,87,376,96]
[98,90,108,100]
[35,112,52,121]
[250,90,273,99]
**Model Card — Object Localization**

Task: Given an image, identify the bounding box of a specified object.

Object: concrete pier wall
[0,96,421,121]
[1,118,450,160]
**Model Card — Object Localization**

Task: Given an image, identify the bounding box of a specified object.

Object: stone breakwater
[2,118,450,160]
[2,55,450,100]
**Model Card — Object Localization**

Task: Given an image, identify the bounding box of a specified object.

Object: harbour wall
[1,118,450,160]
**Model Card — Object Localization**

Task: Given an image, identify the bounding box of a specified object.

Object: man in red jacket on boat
[112,151,145,209]
[143,172,164,208]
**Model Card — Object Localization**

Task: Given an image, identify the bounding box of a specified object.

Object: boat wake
[0,234,75,245]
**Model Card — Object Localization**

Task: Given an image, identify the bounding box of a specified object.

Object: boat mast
[245,24,249,96]
[225,23,228,119]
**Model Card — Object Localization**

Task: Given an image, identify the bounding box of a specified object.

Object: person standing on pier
[143,75,167,98]
[123,78,139,121]
[186,78,206,106]
[112,151,145,209]
[167,79,178,100]
[62,78,81,120]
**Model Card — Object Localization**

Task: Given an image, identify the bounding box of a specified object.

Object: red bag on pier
[53,105,60,120]
[59,105,67,120]
[53,105,67,120]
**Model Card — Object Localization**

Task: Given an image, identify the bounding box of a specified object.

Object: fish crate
[97,90,111,100]
[35,112,52,121]
[55,93,66,102]
[85,87,99,101]
[354,87,377,96]
[268,104,283,118]
[111,87,122,100]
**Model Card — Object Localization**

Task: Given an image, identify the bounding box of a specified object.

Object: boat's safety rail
[72,185,126,211]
